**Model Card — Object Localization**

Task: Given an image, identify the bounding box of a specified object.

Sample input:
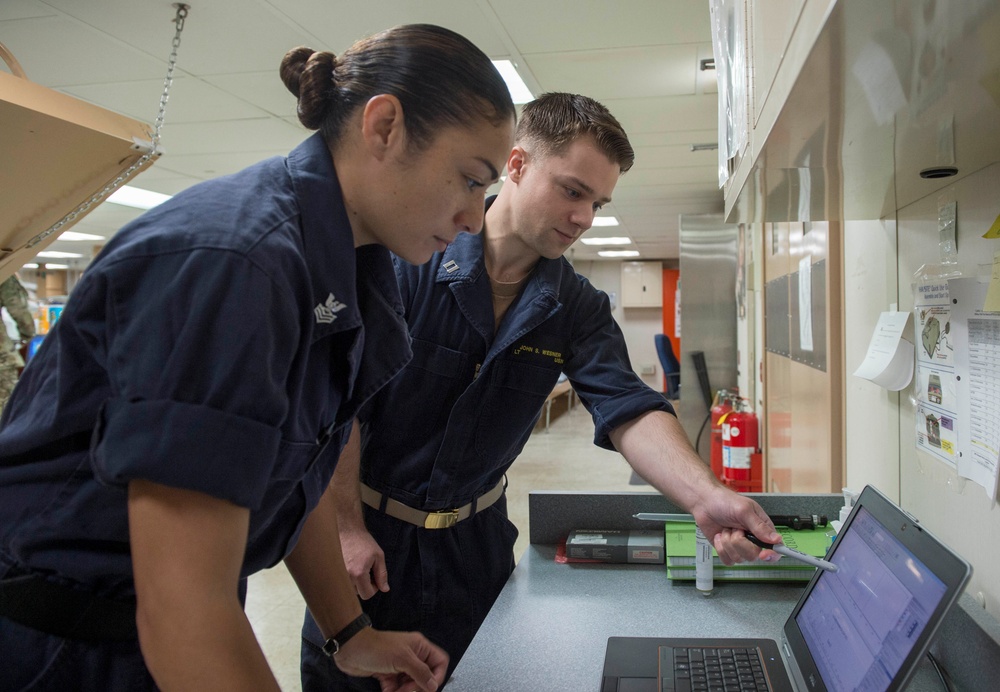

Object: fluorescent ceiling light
[492,60,534,104]
[580,236,631,246]
[591,216,619,227]
[36,251,83,258]
[598,250,641,258]
[40,263,68,269]
[22,263,38,269]
[107,185,171,210]
[59,231,105,241]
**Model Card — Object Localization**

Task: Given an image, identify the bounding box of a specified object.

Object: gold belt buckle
[423,509,460,529]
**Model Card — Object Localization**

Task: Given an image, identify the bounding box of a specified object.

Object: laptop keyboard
[662,647,770,692]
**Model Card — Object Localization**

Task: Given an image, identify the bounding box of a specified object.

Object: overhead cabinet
[715,0,1000,224]
[621,261,662,308]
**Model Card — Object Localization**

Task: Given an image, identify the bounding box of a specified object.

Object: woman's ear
[506,146,528,183]
[360,94,406,161]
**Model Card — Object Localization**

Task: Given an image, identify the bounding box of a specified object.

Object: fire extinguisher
[722,401,759,483]
[709,390,737,481]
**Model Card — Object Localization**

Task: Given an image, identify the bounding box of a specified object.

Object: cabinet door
[621,261,663,307]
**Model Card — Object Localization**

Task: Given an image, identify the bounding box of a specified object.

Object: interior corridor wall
[573,260,662,392]
[842,218,901,501]
[894,163,1000,622]
[844,162,1000,621]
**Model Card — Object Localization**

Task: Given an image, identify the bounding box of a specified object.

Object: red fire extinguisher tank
[722,407,759,483]
[709,392,735,481]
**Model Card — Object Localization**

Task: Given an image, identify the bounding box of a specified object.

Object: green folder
[664,521,832,582]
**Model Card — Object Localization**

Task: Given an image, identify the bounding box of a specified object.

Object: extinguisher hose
[694,410,711,455]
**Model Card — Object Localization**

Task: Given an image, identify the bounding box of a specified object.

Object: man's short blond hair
[515,92,634,173]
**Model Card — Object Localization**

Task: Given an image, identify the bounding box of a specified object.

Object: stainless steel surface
[725,0,1000,224]
[677,214,738,463]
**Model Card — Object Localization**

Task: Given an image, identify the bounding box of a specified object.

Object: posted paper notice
[853,312,913,391]
[949,278,1000,501]
[914,279,957,467]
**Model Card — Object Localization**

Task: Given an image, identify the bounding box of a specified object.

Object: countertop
[448,545,944,691]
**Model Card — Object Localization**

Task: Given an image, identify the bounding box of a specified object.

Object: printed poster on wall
[949,278,1000,501]
[913,279,958,466]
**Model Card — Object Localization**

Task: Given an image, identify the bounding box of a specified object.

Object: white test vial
[695,526,714,597]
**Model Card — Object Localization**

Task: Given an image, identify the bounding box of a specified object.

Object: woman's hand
[334,627,449,692]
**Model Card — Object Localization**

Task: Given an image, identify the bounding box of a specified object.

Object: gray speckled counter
[448,545,806,691]
[447,491,999,691]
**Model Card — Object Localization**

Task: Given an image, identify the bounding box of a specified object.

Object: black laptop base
[602,637,794,692]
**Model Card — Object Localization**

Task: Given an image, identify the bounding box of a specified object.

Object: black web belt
[0,570,138,642]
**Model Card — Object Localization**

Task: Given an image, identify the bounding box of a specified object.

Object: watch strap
[322,612,372,657]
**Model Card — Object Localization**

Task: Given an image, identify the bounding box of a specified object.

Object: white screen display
[796,508,947,691]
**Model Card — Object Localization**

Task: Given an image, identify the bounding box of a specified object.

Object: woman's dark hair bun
[280,46,337,131]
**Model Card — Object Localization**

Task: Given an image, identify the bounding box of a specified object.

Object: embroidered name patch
[512,343,564,365]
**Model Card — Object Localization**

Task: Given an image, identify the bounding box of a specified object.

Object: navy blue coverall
[0,133,411,691]
[301,210,674,690]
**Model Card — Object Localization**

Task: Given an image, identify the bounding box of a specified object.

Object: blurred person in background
[0,274,35,412]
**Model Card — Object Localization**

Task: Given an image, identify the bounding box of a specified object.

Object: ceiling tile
[38,0,321,75]
[630,144,720,172]
[153,149,293,180]
[525,44,699,100]
[0,1,55,22]
[490,0,711,53]
[628,129,718,148]
[62,75,274,124]
[0,16,166,85]
[205,71,298,119]
[155,118,307,157]
[606,94,718,134]
[262,0,509,56]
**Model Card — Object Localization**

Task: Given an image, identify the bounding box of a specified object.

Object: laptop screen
[795,506,947,692]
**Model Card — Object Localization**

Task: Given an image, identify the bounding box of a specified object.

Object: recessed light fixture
[58,231,105,241]
[591,216,620,227]
[580,237,631,246]
[22,263,38,269]
[598,250,641,258]
[107,185,172,210]
[491,60,534,104]
[40,263,69,270]
[36,251,83,259]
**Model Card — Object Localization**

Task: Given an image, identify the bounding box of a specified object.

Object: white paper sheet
[853,311,914,391]
[949,278,1000,501]
[799,256,813,352]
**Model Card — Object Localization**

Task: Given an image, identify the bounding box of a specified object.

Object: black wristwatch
[322,613,372,657]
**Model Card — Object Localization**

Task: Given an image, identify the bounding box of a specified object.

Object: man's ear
[506,146,528,183]
[360,94,406,160]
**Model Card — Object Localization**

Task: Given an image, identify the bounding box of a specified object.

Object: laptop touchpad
[617,678,657,692]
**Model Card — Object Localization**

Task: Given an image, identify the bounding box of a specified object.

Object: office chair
[654,334,681,400]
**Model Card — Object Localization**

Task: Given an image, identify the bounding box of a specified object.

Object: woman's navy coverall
[0,133,410,691]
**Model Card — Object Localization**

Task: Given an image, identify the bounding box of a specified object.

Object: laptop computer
[600,485,972,692]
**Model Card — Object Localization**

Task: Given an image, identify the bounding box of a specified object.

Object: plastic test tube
[695,526,714,596]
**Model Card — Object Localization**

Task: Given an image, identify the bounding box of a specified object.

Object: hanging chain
[26,4,190,250]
